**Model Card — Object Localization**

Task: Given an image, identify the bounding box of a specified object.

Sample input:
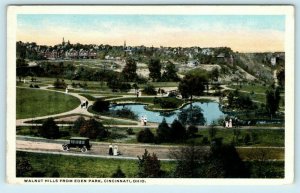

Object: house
[88,49,97,59]
[187,60,199,68]
[79,49,88,59]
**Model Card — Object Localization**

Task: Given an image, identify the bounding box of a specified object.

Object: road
[16,136,284,161]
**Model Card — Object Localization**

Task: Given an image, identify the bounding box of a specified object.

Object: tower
[124,41,126,50]
[62,37,65,46]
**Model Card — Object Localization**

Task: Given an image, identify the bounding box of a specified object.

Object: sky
[17,14,285,52]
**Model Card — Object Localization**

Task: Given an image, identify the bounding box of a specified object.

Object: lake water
[110,102,226,125]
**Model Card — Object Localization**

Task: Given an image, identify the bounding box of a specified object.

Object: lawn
[17,88,80,119]
[191,128,284,147]
[16,151,176,178]
[228,85,268,94]
[17,151,284,178]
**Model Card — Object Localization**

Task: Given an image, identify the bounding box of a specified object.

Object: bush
[137,128,155,143]
[126,128,134,135]
[170,119,186,142]
[73,116,86,133]
[79,118,108,139]
[143,84,157,95]
[34,84,40,88]
[53,79,67,89]
[187,125,198,137]
[92,99,110,113]
[38,118,59,139]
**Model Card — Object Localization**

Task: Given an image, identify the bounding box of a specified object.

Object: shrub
[53,79,67,89]
[92,99,110,113]
[79,118,108,139]
[187,125,198,137]
[137,128,155,143]
[126,128,134,135]
[38,118,59,139]
[34,84,40,88]
[73,116,86,133]
[143,84,157,95]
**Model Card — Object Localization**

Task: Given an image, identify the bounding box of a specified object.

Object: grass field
[16,151,176,178]
[193,128,284,147]
[17,88,80,119]
[17,151,284,178]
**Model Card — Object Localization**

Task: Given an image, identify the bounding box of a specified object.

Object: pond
[110,102,226,125]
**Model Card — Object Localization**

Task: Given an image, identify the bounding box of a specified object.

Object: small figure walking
[143,116,147,126]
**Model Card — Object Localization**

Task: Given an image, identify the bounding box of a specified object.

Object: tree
[73,116,86,133]
[137,128,155,143]
[210,67,219,82]
[111,166,126,178]
[162,61,179,82]
[276,68,285,88]
[265,87,280,117]
[187,125,198,137]
[208,124,217,141]
[170,143,207,178]
[122,57,137,81]
[92,99,110,113]
[148,58,161,81]
[170,119,186,142]
[178,105,206,126]
[38,118,59,139]
[79,118,108,139]
[207,143,249,178]
[142,84,157,95]
[178,70,208,100]
[53,79,67,89]
[156,118,171,143]
[137,149,163,178]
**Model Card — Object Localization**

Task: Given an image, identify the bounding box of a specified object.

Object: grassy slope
[17,151,284,178]
[17,88,80,119]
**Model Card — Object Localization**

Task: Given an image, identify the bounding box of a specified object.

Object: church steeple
[62,37,65,46]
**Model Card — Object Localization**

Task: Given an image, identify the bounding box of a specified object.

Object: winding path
[16,86,139,126]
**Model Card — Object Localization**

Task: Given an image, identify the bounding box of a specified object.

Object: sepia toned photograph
[6,5,294,185]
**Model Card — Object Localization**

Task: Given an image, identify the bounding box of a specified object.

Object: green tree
[276,68,285,88]
[178,105,206,126]
[156,118,171,142]
[148,58,161,81]
[265,87,280,117]
[137,128,155,143]
[170,143,207,178]
[122,57,137,81]
[73,116,86,134]
[210,67,219,82]
[39,118,59,139]
[79,118,108,139]
[142,84,157,95]
[162,62,179,81]
[187,125,198,137]
[92,99,110,112]
[170,119,186,142]
[137,149,163,178]
[178,70,208,100]
[208,124,217,141]
[111,166,126,178]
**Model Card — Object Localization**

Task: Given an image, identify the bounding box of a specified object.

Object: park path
[16,86,140,126]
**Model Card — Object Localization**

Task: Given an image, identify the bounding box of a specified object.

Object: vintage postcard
[7,5,294,185]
